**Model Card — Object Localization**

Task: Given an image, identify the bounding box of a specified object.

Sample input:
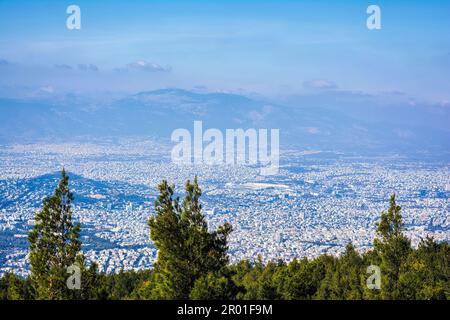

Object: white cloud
[39,85,55,94]
[395,129,413,139]
[127,60,171,72]
[303,79,337,90]
[306,127,320,134]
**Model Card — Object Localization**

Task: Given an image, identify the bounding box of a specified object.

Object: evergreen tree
[28,169,84,299]
[255,260,283,300]
[130,273,156,300]
[190,271,240,300]
[93,269,151,300]
[80,262,100,300]
[273,258,306,300]
[0,173,446,301]
[374,194,411,299]
[0,273,30,300]
[398,237,449,300]
[361,249,382,300]
[317,244,363,299]
[148,177,232,299]
[230,259,260,299]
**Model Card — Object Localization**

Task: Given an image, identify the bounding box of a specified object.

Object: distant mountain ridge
[0,88,449,155]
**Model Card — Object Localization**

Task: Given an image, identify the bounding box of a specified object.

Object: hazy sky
[0,0,449,102]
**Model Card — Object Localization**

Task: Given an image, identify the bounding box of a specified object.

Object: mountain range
[1,88,449,156]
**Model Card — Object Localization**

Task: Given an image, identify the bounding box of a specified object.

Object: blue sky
[0,0,449,102]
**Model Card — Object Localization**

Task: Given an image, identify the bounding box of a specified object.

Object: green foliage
[0,273,31,300]
[374,194,411,299]
[316,244,364,299]
[28,169,85,300]
[190,271,241,300]
[1,176,448,301]
[273,257,327,300]
[129,273,155,300]
[147,177,232,299]
[240,258,283,300]
[93,269,152,300]
[376,194,404,240]
[397,237,449,299]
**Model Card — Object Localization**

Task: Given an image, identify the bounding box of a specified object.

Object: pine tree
[0,272,29,300]
[336,244,364,299]
[148,177,232,299]
[28,169,84,300]
[361,249,382,300]
[317,243,363,299]
[190,271,240,300]
[398,236,449,300]
[374,194,411,299]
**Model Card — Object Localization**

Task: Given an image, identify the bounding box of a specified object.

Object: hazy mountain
[0,88,449,155]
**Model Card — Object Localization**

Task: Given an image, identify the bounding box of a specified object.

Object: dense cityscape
[1,141,448,277]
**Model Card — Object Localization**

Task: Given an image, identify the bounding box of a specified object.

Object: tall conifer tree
[374,194,411,299]
[28,169,84,299]
[148,177,232,299]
